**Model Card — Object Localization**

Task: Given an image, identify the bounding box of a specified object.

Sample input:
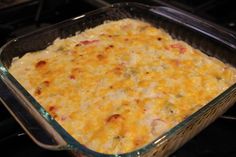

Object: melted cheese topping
[9,19,236,154]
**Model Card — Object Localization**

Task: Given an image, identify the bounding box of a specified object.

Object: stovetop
[0,0,235,156]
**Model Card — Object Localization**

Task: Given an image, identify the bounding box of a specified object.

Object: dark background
[0,0,235,157]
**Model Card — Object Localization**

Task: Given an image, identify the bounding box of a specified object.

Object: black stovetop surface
[0,0,235,157]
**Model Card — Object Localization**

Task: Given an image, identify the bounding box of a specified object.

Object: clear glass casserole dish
[0,2,236,157]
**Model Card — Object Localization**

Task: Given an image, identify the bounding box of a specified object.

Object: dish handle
[150,6,236,49]
[0,78,68,150]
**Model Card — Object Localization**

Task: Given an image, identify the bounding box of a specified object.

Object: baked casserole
[9,19,236,154]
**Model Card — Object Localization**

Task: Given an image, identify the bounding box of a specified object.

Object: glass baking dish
[0,2,236,157]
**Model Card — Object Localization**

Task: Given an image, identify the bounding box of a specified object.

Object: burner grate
[0,0,31,9]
